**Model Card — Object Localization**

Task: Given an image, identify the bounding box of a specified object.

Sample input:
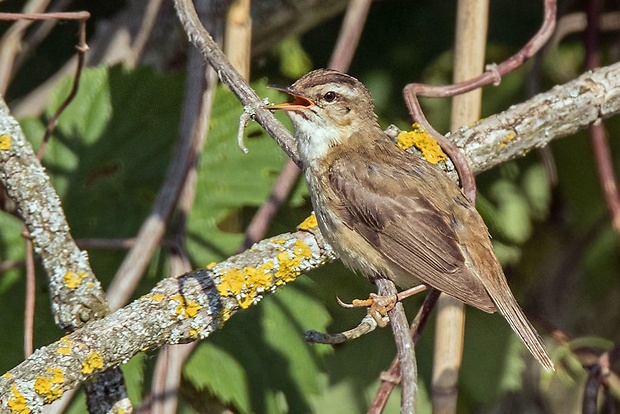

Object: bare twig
[327,0,372,71]
[430,1,490,412]
[304,314,378,344]
[37,14,89,160]
[239,159,301,251]
[24,238,35,358]
[402,0,556,203]
[584,0,620,237]
[376,279,417,414]
[224,0,251,79]
[369,289,441,414]
[0,0,55,94]
[148,2,223,410]
[551,11,620,49]
[582,342,620,414]
[0,11,90,159]
[12,0,73,74]
[0,260,24,272]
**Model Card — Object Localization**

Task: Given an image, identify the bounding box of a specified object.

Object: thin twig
[148,2,223,410]
[582,341,620,414]
[584,0,620,237]
[0,11,90,21]
[376,279,417,414]
[430,1,491,412]
[0,11,90,159]
[0,0,54,94]
[239,159,300,251]
[550,11,620,49]
[402,0,556,203]
[0,259,24,272]
[37,16,89,160]
[24,237,35,358]
[304,314,378,344]
[12,0,74,74]
[327,0,373,71]
[368,289,441,414]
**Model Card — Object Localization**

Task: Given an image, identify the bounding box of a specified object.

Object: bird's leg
[337,285,429,327]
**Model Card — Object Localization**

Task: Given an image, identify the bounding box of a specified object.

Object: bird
[268,68,553,371]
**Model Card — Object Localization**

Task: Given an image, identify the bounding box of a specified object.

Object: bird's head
[269,69,379,166]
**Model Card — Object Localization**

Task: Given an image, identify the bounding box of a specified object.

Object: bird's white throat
[289,111,342,169]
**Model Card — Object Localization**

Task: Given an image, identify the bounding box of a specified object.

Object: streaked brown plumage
[270,68,553,371]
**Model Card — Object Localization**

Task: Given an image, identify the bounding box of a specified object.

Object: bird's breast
[303,166,417,286]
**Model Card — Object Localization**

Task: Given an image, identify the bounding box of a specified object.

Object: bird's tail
[492,287,554,371]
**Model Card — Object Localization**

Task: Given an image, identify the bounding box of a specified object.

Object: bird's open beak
[268,85,315,111]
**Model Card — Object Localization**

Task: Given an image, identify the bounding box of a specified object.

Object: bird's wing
[328,151,494,310]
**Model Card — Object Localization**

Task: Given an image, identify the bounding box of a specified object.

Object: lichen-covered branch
[451,61,620,172]
[0,97,109,331]
[0,224,334,412]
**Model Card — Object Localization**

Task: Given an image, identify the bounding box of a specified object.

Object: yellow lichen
[184,301,201,318]
[219,307,232,323]
[63,270,88,289]
[297,213,318,230]
[293,239,312,259]
[237,292,256,309]
[57,337,71,355]
[145,293,166,302]
[272,237,286,244]
[0,134,11,151]
[206,262,217,270]
[245,262,274,291]
[500,132,516,148]
[34,367,64,402]
[216,267,246,297]
[189,328,200,338]
[2,372,14,379]
[171,295,202,318]
[81,351,104,374]
[216,261,279,309]
[8,383,31,414]
[275,252,300,283]
[397,123,447,164]
[274,239,313,284]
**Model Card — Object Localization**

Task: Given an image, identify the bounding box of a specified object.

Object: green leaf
[184,278,332,414]
[20,66,183,240]
[184,342,250,412]
[121,353,146,405]
[186,80,291,261]
[17,66,185,301]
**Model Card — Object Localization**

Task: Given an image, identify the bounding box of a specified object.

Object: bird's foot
[336,285,428,327]
[337,293,396,327]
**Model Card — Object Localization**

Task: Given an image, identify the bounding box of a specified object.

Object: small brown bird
[269,68,553,371]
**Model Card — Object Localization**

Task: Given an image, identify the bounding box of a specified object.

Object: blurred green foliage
[1,0,620,413]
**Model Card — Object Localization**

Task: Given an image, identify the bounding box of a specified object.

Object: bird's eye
[323,91,337,102]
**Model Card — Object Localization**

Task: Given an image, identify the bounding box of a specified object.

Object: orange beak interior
[268,86,314,111]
